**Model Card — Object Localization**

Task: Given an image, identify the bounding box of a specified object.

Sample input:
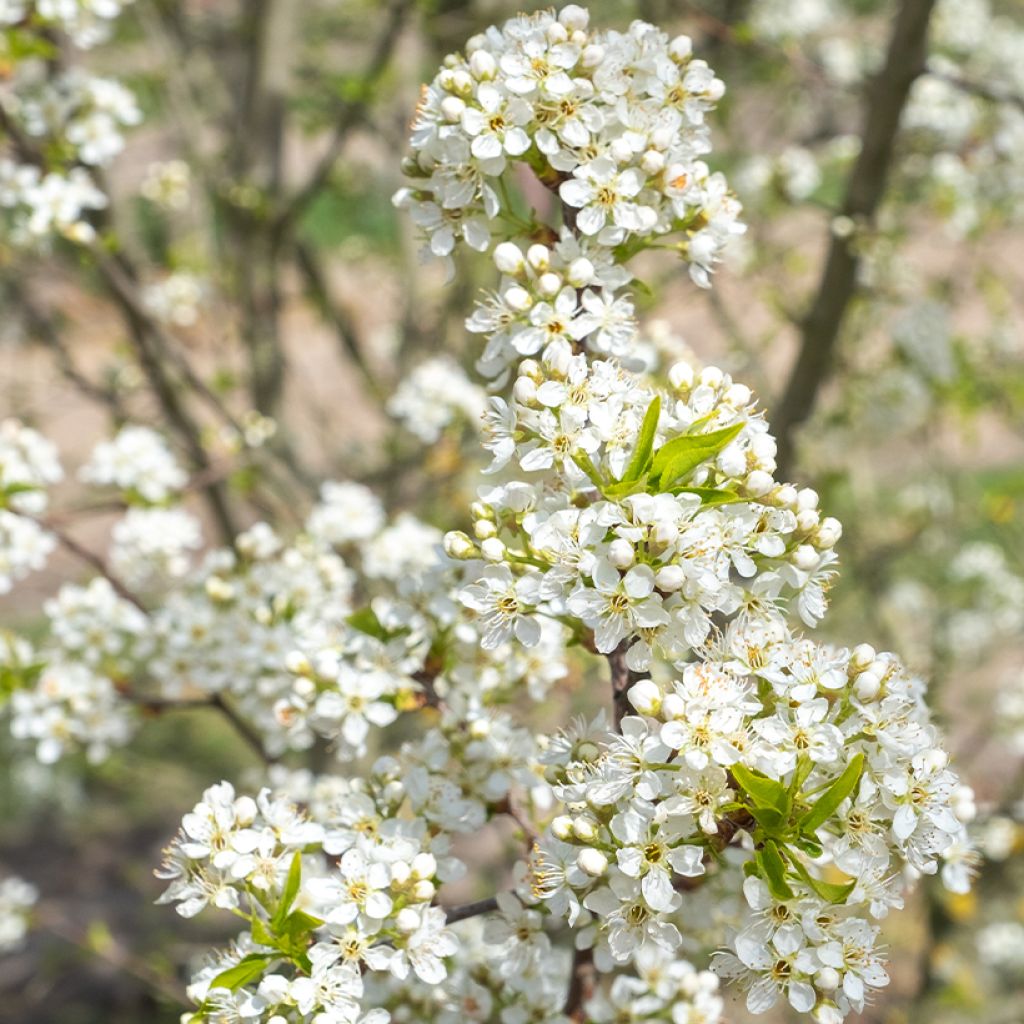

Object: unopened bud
[444,530,477,560]
[668,361,695,390]
[577,848,608,877]
[494,242,525,274]
[504,285,532,312]
[480,537,506,562]
[608,538,635,569]
[395,907,421,933]
[551,815,574,840]
[655,564,685,592]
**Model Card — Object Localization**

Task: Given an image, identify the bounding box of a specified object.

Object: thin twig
[772,0,938,475]
[442,895,500,924]
[271,0,411,240]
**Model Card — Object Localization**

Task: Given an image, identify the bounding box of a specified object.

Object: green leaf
[748,805,787,835]
[346,606,387,640]
[571,451,606,491]
[649,422,743,489]
[732,764,792,816]
[756,841,794,901]
[788,855,856,905]
[273,852,302,930]
[670,486,744,507]
[603,477,647,499]
[250,915,275,947]
[800,753,865,835]
[208,954,274,992]
[620,396,661,483]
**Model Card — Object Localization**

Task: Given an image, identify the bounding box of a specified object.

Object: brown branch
[36,906,190,1007]
[210,693,277,766]
[441,895,499,924]
[563,946,595,1021]
[772,0,938,476]
[34,517,147,612]
[293,241,386,402]
[271,0,410,241]
[606,642,643,729]
[927,66,1024,113]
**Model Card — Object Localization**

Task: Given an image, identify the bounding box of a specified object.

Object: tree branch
[441,895,499,924]
[772,0,938,476]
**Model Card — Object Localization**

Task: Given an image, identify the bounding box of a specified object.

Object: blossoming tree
[4,1,1017,1022]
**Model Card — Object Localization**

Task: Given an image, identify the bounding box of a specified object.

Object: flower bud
[567,257,595,287]
[610,137,634,164]
[817,967,840,992]
[494,242,525,274]
[395,907,421,934]
[577,848,608,877]
[652,519,679,546]
[796,509,820,533]
[473,519,497,540]
[468,717,490,739]
[776,484,798,509]
[851,644,876,671]
[293,677,316,700]
[655,564,685,592]
[412,852,437,879]
[440,96,465,122]
[581,43,605,67]
[699,366,724,389]
[572,817,598,842]
[286,650,312,675]
[661,693,685,719]
[797,487,820,511]
[628,678,661,716]
[817,517,842,548]
[551,815,574,840]
[547,20,568,44]
[469,49,497,80]
[745,470,773,497]
[471,501,494,521]
[641,149,665,175]
[559,4,589,30]
[513,376,538,405]
[854,671,881,701]
[444,530,477,559]
[526,244,551,271]
[538,272,562,296]
[480,537,506,562]
[724,383,752,407]
[391,861,411,885]
[952,784,976,822]
[234,796,257,826]
[669,35,693,61]
[451,69,473,95]
[668,361,695,390]
[413,879,435,901]
[792,544,820,571]
[504,285,532,312]
[919,748,948,774]
[608,538,635,569]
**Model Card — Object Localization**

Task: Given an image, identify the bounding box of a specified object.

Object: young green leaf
[788,855,856,905]
[649,422,743,488]
[756,840,794,901]
[670,486,744,507]
[732,763,792,816]
[619,396,661,483]
[272,851,303,930]
[346,606,387,640]
[208,953,275,992]
[800,753,865,835]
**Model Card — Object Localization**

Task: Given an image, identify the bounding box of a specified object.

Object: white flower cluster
[0,1,137,242]
[80,425,187,503]
[0,874,37,954]
[387,356,487,444]
[142,272,206,327]
[17,68,141,166]
[0,419,61,593]
[0,9,973,1023]
[0,0,134,48]
[529,634,973,1019]
[394,6,743,287]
